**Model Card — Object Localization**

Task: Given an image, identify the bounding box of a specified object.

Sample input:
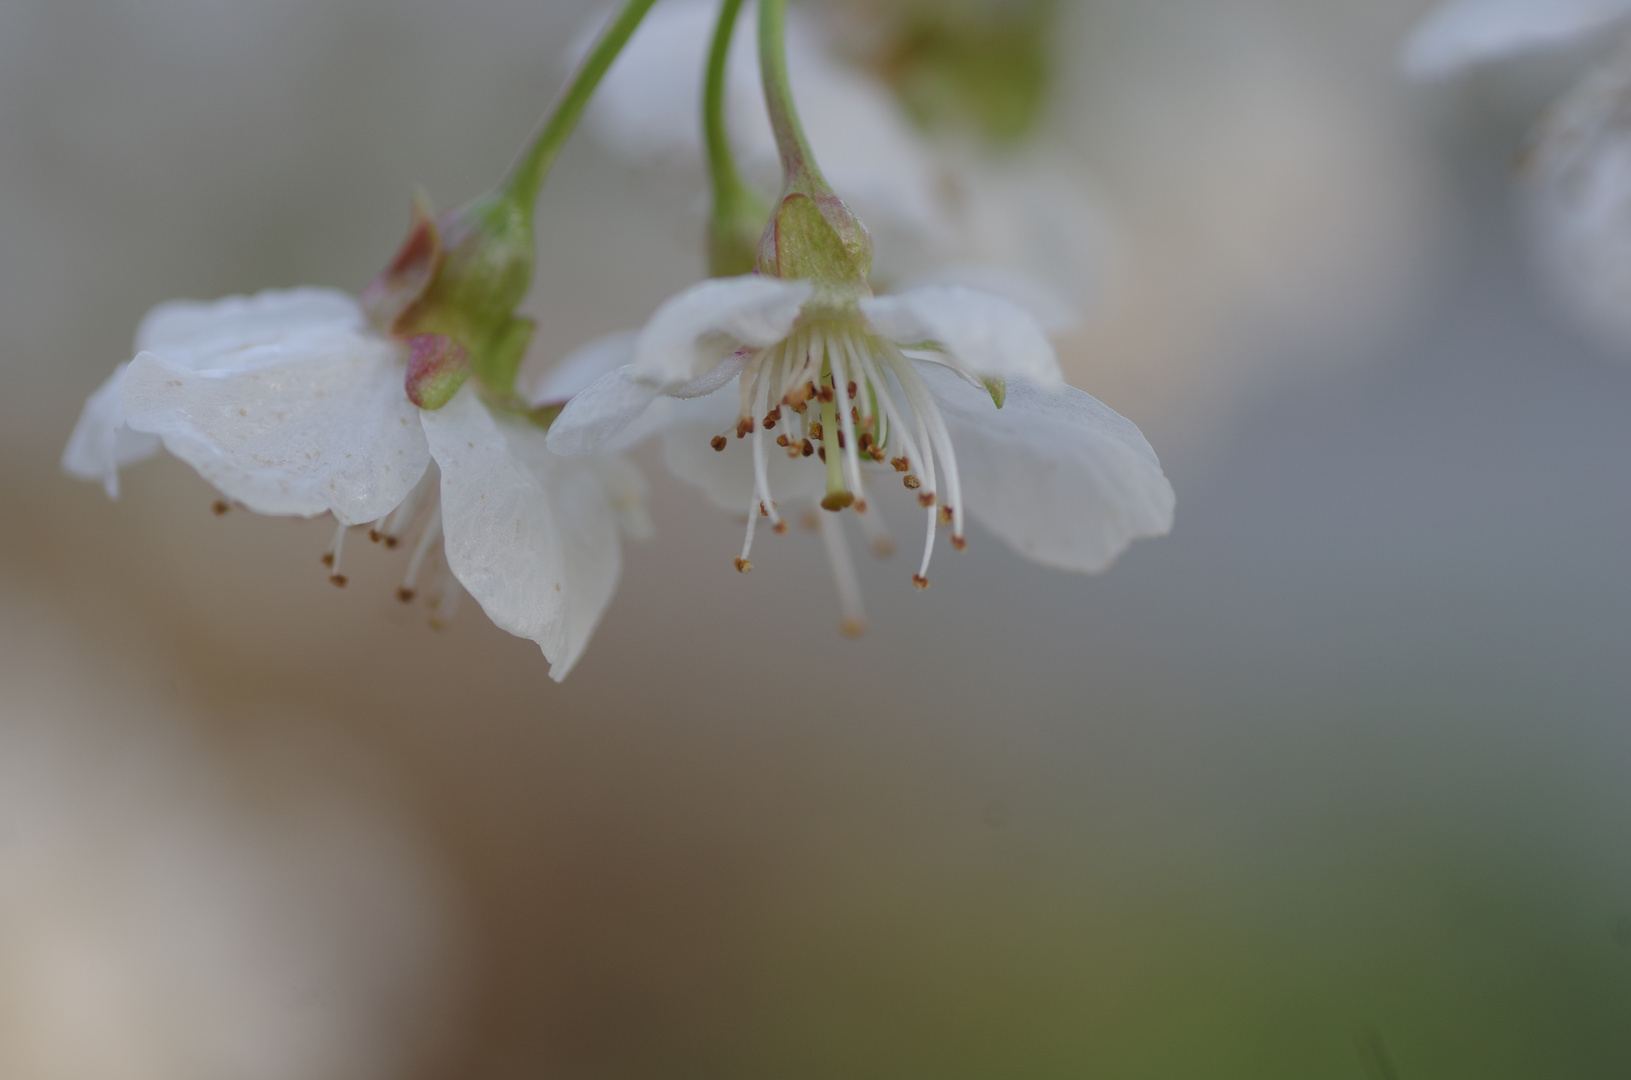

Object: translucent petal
[544,365,665,457]
[122,332,429,525]
[136,287,367,363]
[422,390,626,681]
[1403,0,1631,80]
[62,362,162,498]
[633,276,811,387]
[861,285,1064,383]
[920,364,1174,574]
[529,330,637,407]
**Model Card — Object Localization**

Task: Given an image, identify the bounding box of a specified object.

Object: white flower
[63,288,647,680]
[1406,0,1631,348]
[574,0,1110,331]
[547,275,1173,633]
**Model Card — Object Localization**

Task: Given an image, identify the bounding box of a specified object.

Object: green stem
[758,0,828,191]
[503,0,661,209]
[704,0,751,208]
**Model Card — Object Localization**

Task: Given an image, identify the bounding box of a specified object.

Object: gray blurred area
[2,0,1630,1077]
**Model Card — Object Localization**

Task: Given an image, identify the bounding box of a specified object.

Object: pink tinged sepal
[404,334,471,410]
[360,189,443,336]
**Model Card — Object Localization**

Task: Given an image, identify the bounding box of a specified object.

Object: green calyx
[361,187,537,409]
[756,190,873,292]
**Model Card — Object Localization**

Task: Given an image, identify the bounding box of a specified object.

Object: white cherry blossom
[1406,0,1631,348]
[63,288,645,680]
[547,274,1173,632]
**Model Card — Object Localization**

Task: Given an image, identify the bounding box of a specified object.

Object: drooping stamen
[891,344,965,542]
[381,468,437,548]
[825,327,867,506]
[398,506,444,601]
[748,354,784,532]
[817,505,867,638]
[426,567,464,630]
[735,492,758,573]
[324,521,349,587]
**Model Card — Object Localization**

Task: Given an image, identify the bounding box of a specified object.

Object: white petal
[136,287,367,365]
[544,365,664,457]
[1526,42,1631,346]
[920,364,1174,574]
[422,391,625,681]
[591,454,655,543]
[898,264,1082,337]
[1403,0,1631,80]
[861,285,1063,383]
[528,330,637,407]
[62,362,162,498]
[633,276,811,387]
[122,332,429,525]
[658,390,827,512]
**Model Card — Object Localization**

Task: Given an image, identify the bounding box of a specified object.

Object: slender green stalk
[757,0,827,190]
[704,0,751,207]
[503,0,661,209]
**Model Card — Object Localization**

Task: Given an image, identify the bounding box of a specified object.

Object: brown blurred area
[4,1,1631,1078]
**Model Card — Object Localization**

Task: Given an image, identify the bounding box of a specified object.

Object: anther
[211,500,231,516]
[818,446,827,462]
[903,475,921,490]
[854,500,868,514]
[841,617,867,639]
[758,502,770,517]
[711,435,728,452]
[939,505,954,525]
[869,447,887,463]
[776,434,791,448]
[918,492,937,508]
[321,553,334,567]
[734,557,752,574]
[735,418,753,439]
[368,529,383,543]
[817,384,835,403]
[801,439,814,457]
[836,431,847,449]
[772,521,788,535]
[891,456,911,473]
[384,535,400,549]
[846,381,857,398]
[762,407,781,429]
[951,535,968,552]
[808,421,823,440]
[912,574,930,590]
[396,586,416,603]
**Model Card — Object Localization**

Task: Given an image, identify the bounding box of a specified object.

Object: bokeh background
[3,0,1630,1077]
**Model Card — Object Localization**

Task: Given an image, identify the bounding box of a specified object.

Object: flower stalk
[704,0,769,276]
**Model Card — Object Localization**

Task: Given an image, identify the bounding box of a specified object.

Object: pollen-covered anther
[840,616,867,639]
[817,384,835,404]
[912,574,930,590]
[918,492,937,508]
[734,557,753,574]
[772,520,788,535]
[951,535,968,552]
[939,506,954,525]
[891,456,910,473]
[762,407,782,429]
[808,421,823,440]
[211,500,231,516]
[320,553,334,568]
[801,439,814,457]
[396,586,416,603]
[902,474,921,490]
[711,435,728,452]
[846,381,857,398]
[776,434,791,448]
[735,418,753,439]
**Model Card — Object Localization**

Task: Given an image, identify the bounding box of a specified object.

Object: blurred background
[3,0,1630,1076]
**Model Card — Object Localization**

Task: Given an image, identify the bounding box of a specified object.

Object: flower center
[715,318,968,601]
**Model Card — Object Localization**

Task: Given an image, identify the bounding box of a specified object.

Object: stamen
[817,505,867,638]
[748,360,784,531]
[711,435,728,452]
[382,468,437,547]
[325,522,348,587]
[398,506,444,601]
[825,328,866,503]
[426,567,463,630]
[736,492,758,573]
[368,513,389,543]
